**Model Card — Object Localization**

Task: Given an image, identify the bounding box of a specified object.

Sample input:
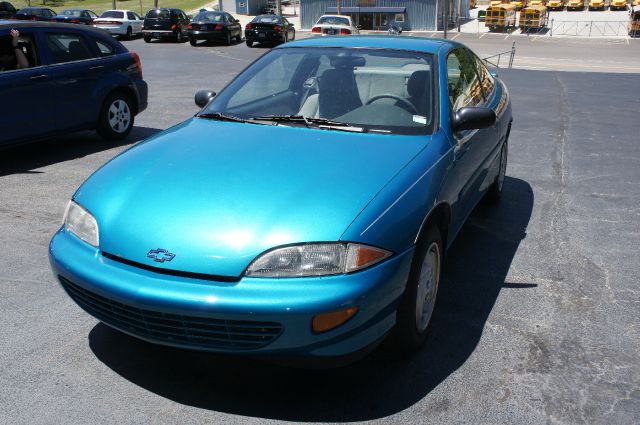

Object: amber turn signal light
[312,307,359,333]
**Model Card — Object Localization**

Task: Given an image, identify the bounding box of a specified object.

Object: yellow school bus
[529,0,547,5]
[485,4,517,30]
[510,0,527,10]
[567,0,585,9]
[519,5,549,29]
[630,9,640,36]
[547,0,565,9]
[609,0,628,9]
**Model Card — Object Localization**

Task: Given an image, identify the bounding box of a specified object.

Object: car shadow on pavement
[0,126,161,177]
[88,176,533,421]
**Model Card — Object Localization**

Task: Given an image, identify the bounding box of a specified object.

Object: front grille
[59,276,283,350]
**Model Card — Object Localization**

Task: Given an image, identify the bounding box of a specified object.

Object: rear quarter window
[93,38,116,57]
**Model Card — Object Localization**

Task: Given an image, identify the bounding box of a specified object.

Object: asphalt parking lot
[1,37,639,424]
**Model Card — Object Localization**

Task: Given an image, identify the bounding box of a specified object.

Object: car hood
[74,118,429,277]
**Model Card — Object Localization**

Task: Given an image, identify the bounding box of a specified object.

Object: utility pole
[276,0,281,16]
[443,0,448,38]
[112,0,116,10]
[338,0,342,14]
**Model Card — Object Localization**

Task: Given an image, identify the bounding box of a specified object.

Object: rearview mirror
[195,90,216,108]
[451,107,496,132]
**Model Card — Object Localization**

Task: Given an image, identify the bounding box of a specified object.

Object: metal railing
[483,42,517,68]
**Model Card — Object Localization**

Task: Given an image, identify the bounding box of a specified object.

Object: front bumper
[49,228,414,358]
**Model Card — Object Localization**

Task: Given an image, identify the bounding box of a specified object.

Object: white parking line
[480,33,487,39]
[452,33,461,40]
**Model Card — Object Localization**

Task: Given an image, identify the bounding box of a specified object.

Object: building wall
[300,0,468,31]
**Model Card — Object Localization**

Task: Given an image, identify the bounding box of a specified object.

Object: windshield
[146,9,170,19]
[194,11,223,21]
[317,16,350,26]
[100,11,124,18]
[61,10,82,16]
[202,47,435,135]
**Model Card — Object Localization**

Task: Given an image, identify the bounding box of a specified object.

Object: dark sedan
[142,8,190,42]
[187,11,242,46]
[15,7,56,21]
[0,1,16,20]
[53,9,99,25]
[245,14,295,47]
[0,22,147,147]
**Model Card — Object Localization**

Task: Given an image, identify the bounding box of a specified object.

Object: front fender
[340,131,453,254]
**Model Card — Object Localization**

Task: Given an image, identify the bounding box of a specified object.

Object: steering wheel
[365,94,418,115]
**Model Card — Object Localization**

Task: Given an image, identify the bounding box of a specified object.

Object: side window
[471,52,496,99]
[93,39,115,57]
[47,9,55,18]
[0,31,39,71]
[127,12,136,20]
[45,33,94,64]
[446,48,484,110]
[90,11,98,18]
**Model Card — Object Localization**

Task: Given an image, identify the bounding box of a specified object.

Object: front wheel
[125,26,132,40]
[225,31,231,45]
[487,141,508,202]
[175,29,182,42]
[97,92,134,141]
[391,225,443,352]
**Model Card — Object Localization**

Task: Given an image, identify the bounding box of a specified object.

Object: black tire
[144,35,151,43]
[125,26,132,40]
[97,91,134,141]
[225,31,231,45]
[487,141,508,203]
[391,225,443,352]
[235,31,242,42]
[246,39,253,47]
[175,29,182,42]
[189,37,197,46]
[291,29,295,41]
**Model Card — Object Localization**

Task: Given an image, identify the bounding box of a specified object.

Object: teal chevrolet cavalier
[49,36,512,362]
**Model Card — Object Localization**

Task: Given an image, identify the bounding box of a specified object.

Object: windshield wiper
[253,115,366,132]
[198,112,267,124]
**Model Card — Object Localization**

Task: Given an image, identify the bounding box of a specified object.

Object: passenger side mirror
[195,90,216,107]
[451,107,496,132]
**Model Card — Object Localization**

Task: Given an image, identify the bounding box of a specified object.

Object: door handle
[89,65,104,70]
[30,74,48,81]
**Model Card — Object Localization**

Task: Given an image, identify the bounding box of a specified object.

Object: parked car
[50,36,512,362]
[53,9,99,25]
[245,14,295,47]
[588,0,606,9]
[187,11,241,46]
[311,14,360,35]
[0,22,147,147]
[92,10,143,39]
[15,7,56,21]
[142,8,190,43]
[0,1,16,20]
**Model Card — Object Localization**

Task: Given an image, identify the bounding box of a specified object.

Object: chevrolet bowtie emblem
[147,248,176,263]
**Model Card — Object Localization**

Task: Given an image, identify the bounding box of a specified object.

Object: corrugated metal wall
[300,0,442,31]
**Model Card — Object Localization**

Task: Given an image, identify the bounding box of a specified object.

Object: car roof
[279,35,453,54]
[0,20,115,34]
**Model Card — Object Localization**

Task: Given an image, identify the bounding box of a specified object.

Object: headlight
[245,243,391,277]
[63,200,99,247]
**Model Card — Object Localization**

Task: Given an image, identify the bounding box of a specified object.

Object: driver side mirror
[451,107,496,132]
[195,90,216,107]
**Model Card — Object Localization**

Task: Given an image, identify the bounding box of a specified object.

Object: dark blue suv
[0,21,147,147]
